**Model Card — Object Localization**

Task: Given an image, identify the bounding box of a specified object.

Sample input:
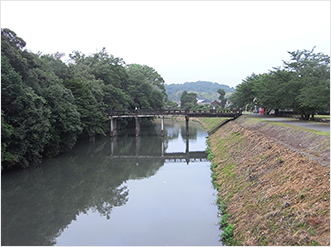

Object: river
[1,119,222,246]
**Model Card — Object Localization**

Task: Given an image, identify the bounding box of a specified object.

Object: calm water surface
[2,119,222,246]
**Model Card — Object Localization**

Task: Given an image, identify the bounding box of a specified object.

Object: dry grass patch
[201,116,330,246]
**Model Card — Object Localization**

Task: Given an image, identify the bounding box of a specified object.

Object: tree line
[1,28,168,169]
[165,81,234,102]
[229,48,330,119]
[2,28,329,169]
[179,88,228,110]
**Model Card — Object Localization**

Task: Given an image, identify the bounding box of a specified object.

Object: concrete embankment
[200,115,330,246]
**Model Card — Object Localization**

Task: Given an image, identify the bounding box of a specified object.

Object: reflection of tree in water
[90,185,129,220]
[180,124,198,141]
[1,133,165,246]
[155,119,199,142]
[2,120,203,246]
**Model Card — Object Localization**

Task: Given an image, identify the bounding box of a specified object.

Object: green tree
[43,83,82,157]
[102,84,132,110]
[63,78,106,137]
[68,49,132,110]
[126,64,167,109]
[1,28,170,169]
[283,47,330,119]
[296,77,330,119]
[252,70,297,114]
[217,88,227,109]
[1,57,51,168]
[231,48,330,119]
[69,48,129,89]
[67,50,123,136]
[1,111,16,166]
[164,99,179,109]
[1,28,28,78]
[40,53,70,80]
[230,73,259,109]
[180,91,197,109]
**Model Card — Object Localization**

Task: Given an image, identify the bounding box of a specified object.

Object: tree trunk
[301,110,310,120]
[274,109,279,116]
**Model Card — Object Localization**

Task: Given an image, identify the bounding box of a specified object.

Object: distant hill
[165,81,235,102]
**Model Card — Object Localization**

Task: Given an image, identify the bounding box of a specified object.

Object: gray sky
[1,1,330,88]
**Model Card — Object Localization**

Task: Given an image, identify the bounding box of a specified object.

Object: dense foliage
[217,88,227,109]
[1,28,167,169]
[230,48,330,120]
[180,90,198,109]
[165,81,235,102]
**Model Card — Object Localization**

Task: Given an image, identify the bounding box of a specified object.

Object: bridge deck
[108,109,241,118]
[108,109,242,136]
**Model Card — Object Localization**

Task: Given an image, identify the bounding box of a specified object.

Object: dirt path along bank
[200,116,330,246]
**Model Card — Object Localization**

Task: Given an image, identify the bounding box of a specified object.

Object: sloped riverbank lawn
[199,116,330,246]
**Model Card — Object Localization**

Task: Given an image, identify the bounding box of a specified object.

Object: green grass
[247,116,330,136]
[313,115,330,119]
[206,134,237,245]
[271,122,329,136]
[201,117,231,131]
[292,114,330,119]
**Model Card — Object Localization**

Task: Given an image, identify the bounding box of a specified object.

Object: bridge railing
[108,109,242,117]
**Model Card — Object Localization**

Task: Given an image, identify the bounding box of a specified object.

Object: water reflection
[1,120,217,246]
[2,139,133,245]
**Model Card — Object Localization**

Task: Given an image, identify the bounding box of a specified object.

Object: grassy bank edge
[196,117,239,245]
[198,116,329,246]
[245,115,330,136]
[206,137,238,245]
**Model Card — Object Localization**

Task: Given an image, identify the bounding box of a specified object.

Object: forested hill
[165,81,235,102]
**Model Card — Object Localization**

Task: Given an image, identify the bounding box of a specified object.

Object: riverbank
[199,115,330,246]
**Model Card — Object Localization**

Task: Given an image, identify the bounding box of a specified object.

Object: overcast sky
[1,1,330,88]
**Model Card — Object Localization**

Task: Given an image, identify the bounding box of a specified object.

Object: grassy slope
[200,116,330,246]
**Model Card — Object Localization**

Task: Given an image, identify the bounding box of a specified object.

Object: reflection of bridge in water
[110,134,208,164]
[110,151,208,164]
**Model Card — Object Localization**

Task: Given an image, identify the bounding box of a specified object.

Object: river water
[1,119,222,246]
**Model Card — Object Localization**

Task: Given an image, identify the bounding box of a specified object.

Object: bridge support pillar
[135,136,141,157]
[135,116,140,137]
[185,115,189,136]
[110,136,117,156]
[160,116,165,136]
[110,118,117,137]
[161,137,165,157]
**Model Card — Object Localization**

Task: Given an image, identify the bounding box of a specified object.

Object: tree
[217,88,227,109]
[102,84,132,110]
[42,84,82,157]
[296,77,330,119]
[1,57,51,168]
[67,49,128,136]
[230,73,259,109]
[69,48,129,89]
[180,91,197,109]
[126,64,167,109]
[231,48,330,119]
[1,28,170,169]
[283,47,330,119]
[40,53,70,80]
[252,70,297,114]
[1,28,28,78]
[63,78,106,137]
